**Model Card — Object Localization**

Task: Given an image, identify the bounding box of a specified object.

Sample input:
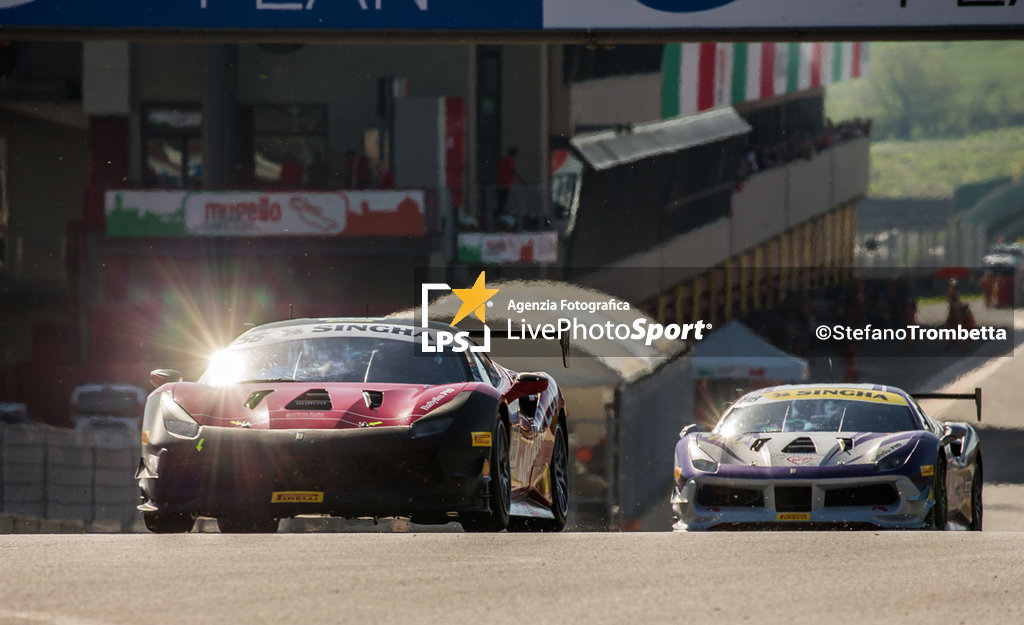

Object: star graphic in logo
[450,271,499,326]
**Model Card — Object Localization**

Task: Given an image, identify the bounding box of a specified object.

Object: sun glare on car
[206,350,245,387]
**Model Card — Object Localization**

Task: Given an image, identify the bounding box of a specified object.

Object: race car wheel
[925,459,948,531]
[969,462,983,531]
[217,513,280,534]
[143,511,195,534]
[548,422,570,529]
[460,420,511,532]
[509,421,569,532]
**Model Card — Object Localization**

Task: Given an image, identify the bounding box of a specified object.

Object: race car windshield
[715,399,919,436]
[201,336,470,386]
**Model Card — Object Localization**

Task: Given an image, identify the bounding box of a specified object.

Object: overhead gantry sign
[1,0,1022,38]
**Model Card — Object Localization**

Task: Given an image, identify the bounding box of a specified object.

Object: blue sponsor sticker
[635,0,738,12]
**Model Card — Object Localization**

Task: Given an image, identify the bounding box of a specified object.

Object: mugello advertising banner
[104,189,426,238]
[1,0,1021,30]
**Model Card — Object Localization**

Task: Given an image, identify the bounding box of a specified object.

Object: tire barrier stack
[0,421,141,533]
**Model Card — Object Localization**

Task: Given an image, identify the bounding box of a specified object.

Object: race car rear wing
[911,387,982,422]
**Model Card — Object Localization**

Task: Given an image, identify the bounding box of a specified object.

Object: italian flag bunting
[661,41,867,119]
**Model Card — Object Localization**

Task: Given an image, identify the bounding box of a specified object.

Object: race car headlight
[410,416,454,438]
[410,391,471,439]
[692,458,719,473]
[688,440,719,473]
[160,392,200,439]
[874,441,918,472]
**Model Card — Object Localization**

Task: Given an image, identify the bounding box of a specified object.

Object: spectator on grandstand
[279,152,303,188]
[344,150,372,189]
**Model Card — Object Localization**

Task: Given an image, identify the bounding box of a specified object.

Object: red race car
[136,318,569,533]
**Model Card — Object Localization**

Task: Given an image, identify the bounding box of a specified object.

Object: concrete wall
[394,97,444,189]
[832,137,871,206]
[732,167,787,252]
[501,45,545,184]
[238,43,471,160]
[580,137,871,304]
[0,110,88,284]
[787,154,831,227]
[569,74,662,130]
[134,43,205,102]
[0,422,140,531]
[732,136,870,255]
[547,45,572,140]
[83,42,131,116]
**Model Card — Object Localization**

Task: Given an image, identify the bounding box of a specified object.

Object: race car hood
[681,430,924,476]
[166,381,482,430]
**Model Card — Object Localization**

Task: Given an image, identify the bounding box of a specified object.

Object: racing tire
[969,461,983,531]
[217,513,280,534]
[143,511,195,534]
[508,422,569,532]
[460,420,511,533]
[925,459,948,531]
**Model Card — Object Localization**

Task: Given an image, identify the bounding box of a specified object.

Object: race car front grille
[774,486,812,512]
[696,485,765,508]
[782,437,816,453]
[824,484,899,507]
[285,389,333,411]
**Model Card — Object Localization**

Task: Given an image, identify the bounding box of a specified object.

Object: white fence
[0,422,140,530]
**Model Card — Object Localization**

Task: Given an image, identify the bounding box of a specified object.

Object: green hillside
[827,42,1024,138]
[826,42,1024,198]
[869,127,1024,198]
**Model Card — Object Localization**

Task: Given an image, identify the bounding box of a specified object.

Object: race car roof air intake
[245,390,273,410]
[782,437,816,453]
[750,438,770,452]
[285,389,333,411]
[362,390,383,410]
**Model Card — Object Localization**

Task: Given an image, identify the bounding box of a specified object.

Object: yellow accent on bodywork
[777,513,810,521]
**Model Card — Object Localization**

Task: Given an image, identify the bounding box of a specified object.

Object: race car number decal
[472,432,492,447]
[777,513,810,521]
[271,491,324,503]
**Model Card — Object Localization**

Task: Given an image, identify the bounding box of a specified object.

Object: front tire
[143,511,195,534]
[460,420,511,532]
[969,460,983,531]
[925,459,948,531]
[509,421,569,532]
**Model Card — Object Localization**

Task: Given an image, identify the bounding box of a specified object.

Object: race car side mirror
[150,369,183,388]
[940,424,967,455]
[679,423,706,438]
[507,373,549,403]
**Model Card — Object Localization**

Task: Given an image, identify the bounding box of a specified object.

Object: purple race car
[672,384,983,531]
